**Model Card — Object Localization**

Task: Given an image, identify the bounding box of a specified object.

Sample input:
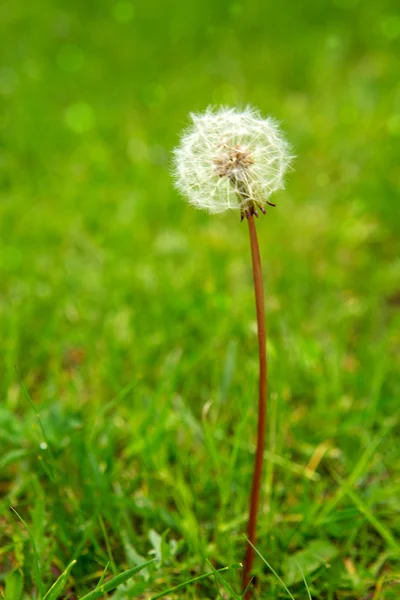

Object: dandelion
[172,106,293,596]
[173,106,291,218]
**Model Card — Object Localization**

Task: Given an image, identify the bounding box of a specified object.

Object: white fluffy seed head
[172,106,293,215]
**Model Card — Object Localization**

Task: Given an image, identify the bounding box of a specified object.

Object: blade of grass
[94,562,110,589]
[78,559,156,600]
[331,472,400,554]
[98,515,117,574]
[318,426,393,523]
[226,439,319,482]
[10,507,44,598]
[4,569,24,600]
[17,371,55,481]
[150,564,241,600]
[295,560,312,600]
[43,559,77,600]
[245,538,296,600]
[206,560,242,599]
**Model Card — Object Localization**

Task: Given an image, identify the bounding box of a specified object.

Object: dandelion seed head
[173,106,293,215]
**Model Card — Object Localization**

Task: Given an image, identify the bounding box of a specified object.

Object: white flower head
[173,106,293,217]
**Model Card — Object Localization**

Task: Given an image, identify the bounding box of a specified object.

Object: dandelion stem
[243,214,268,596]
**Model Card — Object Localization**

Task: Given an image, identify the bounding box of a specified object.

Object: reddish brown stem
[242,214,268,597]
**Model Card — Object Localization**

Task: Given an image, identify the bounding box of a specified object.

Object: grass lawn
[1,0,400,597]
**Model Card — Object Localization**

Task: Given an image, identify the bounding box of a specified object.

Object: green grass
[1,0,400,597]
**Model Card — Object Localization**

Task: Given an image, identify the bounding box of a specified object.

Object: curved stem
[242,214,268,597]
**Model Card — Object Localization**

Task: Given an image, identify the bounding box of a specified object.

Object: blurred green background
[1,0,400,598]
